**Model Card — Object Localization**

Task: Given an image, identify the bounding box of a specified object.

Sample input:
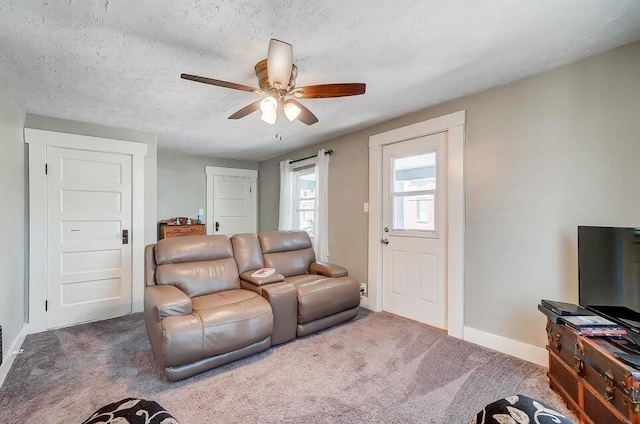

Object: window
[391,152,437,232]
[293,166,316,237]
[279,149,329,261]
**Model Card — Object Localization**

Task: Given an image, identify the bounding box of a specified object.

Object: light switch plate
[363,202,369,213]
[198,208,204,216]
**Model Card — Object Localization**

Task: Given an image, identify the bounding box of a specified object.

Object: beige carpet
[0,310,572,423]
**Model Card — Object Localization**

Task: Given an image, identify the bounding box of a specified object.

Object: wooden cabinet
[546,319,640,424]
[159,223,206,239]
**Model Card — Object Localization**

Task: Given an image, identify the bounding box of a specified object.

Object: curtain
[278,159,295,230]
[314,149,330,262]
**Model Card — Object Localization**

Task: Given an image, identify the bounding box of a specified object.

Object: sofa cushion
[259,230,312,253]
[162,290,273,366]
[155,235,233,264]
[192,289,256,310]
[156,257,240,297]
[195,290,273,357]
[231,233,264,273]
[259,231,316,277]
[290,276,361,324]
[263,250,315,277]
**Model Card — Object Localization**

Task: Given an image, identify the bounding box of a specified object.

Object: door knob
[122,229,129,245]
[381,238,389,245]
[215,222,220,232]
[383,226,389,233]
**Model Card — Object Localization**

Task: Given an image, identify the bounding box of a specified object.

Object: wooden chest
[546,320,640,424]
[159,223,206,239]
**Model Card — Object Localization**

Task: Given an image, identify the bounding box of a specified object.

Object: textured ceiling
[1,1,639,161]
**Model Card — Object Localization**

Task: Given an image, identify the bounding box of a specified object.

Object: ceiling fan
[181,39,366,126]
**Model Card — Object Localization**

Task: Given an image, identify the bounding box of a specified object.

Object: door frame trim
[205,166,258,235]
[367,110,466,338]
[25,128,147,333]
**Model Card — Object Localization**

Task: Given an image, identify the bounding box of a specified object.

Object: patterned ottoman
[83,397,178,424]
[469,394,574,424]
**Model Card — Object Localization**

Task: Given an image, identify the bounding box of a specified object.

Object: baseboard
[463,326,547,367]
[360,296,370,309]
[0,323,30,388]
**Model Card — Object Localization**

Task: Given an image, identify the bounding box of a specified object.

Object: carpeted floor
[0,310,572,423]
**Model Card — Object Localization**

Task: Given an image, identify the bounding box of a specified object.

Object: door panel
[382,132,448,329]
[213,174,253,235]
[47,147,132,329]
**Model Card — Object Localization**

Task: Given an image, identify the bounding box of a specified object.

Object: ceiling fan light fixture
[283,101,302,121]
[267,39,293,89]
[259,96,278,114]
[261,111,277,125]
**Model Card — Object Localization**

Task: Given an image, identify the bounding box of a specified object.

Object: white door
[206,167,258,236]
[212,174,255,235]
[381,132,448,329]
[46,147,132,329]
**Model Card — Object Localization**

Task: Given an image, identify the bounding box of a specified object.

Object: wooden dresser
[546,319,640,424]
[159,223,206,239]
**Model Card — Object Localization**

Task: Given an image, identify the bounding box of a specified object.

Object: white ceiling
[1,1,639,161]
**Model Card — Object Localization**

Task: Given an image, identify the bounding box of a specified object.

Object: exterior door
[46,147,132,329]
[381,132,448,329]
[212,174,255,235]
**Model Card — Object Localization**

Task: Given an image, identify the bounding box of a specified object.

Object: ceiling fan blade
[291,83,366,99]
[228,100,262,120]
[267,39,293,89]
[288,99,319,125]
[181,74,262,94]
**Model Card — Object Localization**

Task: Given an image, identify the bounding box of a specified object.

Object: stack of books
[561,315,627,337]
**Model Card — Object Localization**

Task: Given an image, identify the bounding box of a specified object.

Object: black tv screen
[578,226,640,329]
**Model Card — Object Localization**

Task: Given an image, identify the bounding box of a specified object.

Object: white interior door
[212,174,255,235]
[46,147,132,329]
[381,132,448,329]
[206,167,258,236]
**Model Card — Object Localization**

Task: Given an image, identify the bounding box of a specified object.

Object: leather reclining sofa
[144,230,361,381]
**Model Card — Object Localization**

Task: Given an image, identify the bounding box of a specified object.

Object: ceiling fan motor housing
[255,59,297,95]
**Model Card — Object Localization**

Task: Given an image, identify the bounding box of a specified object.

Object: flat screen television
[578,226,640,334]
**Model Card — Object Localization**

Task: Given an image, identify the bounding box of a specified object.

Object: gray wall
[157,149,258,224]
[0,81,26,362]
[258,40,640,348]
[24,114,158,245]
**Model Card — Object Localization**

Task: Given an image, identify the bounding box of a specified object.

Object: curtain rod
[289,149,333,164]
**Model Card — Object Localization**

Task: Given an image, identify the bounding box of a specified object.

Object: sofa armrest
[144,285,192,320]
[309,261,349,278]
[240,270,285,286]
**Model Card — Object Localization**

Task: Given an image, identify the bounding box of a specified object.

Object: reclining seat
[144,235,273,381]
[257,230,361,336]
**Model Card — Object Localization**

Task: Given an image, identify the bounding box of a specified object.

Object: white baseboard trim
[463,326,548,367]
[0,323,30,388]
[360,296,370,310]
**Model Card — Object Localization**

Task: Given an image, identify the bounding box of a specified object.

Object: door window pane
[393,194,435,231]
[391,151,436,232]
